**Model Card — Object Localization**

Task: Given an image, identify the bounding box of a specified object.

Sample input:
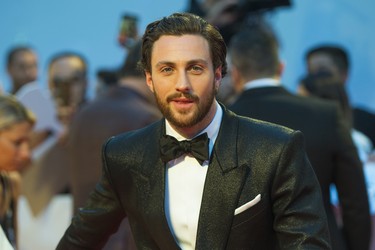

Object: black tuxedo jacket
[230,86,370,250]
[58,106,331,249]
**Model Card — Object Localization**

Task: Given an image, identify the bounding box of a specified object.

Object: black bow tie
[159,133,210,165]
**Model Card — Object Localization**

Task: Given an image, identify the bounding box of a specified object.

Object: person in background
[305,45,375,150]
[20,51,89,215]
[6,47,38,95]
[298,71,375,250]
[298,72,373,162]
[17,52,89,250]
[0,94,35,249]
[58,12,330,249]
[5,46,61,160]
[47,52,88,131]
[228,20,370,250]
[66,41,161,249]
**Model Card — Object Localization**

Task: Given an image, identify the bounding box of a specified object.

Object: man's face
[307,53,346,83]
[145,35,221,131]
[48,57,87,124]
[7,51,38,89]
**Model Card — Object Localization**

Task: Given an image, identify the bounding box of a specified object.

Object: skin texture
[145,35,222,138]
[0,121,33,172]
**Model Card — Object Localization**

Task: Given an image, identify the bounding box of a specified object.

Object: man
[48,52,88,128]
[228,21,370,250]
[57,12,330,249]
[18,52,89,249]
[22,52,89,212]
[305,45,375,148]
[66,41,161,249]
[6,46,38,94]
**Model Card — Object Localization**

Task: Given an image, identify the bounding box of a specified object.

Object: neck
[11,82,23,94]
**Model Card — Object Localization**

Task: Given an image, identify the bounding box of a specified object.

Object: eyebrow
[155,59,209,68]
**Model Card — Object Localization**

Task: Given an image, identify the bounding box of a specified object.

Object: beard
[153,81,217,128]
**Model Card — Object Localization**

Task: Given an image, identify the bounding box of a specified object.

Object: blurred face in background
[48,56,87,125]
[307,53,346,84]
[0,121,33,172]
[7,50,38,92]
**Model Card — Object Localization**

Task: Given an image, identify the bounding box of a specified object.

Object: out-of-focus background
[2,0,375,249]
[1,0,375,111]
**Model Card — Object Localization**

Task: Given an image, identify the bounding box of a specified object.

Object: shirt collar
[243,78,281,91]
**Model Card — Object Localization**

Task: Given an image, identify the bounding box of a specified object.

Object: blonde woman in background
[0,94,35,249]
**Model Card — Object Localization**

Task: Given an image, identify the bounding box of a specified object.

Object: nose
[175,71,191,92]
[18,142,32,167]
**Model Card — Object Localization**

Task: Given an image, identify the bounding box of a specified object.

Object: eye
[160,67,174,75]
[189,65,204,74]
[12,139,25,147]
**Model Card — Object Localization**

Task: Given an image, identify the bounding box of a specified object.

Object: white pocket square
[234,194,261,215]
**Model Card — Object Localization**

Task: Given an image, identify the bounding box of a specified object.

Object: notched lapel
[196,108,251,249]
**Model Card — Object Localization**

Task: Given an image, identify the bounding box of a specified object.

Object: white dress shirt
[15,81,63,159]
[164,101,223,250]
[0,227,14,250]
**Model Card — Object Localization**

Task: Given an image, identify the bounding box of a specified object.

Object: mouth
[170,97,195,110]
[172,97,194,104]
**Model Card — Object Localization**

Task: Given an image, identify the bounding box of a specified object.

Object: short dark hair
[48,51,88,75]
[229,19,279,79]
[139,12,227,77]
[300,71,352,126]
[6,46,35,67]
[305,45,349,73]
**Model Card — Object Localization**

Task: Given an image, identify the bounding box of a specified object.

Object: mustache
[166,92,199,102]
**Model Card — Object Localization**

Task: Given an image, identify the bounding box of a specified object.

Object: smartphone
[118,13,139,49]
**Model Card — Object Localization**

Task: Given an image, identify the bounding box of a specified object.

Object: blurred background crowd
[1,0,375,249]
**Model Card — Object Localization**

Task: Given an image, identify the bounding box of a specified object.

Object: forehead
[50,57,84,76]
[1,121,32,137]
[11,51,36,64]
[151,35,211,65]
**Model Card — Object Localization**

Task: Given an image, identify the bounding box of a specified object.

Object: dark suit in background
[228,20,370,250]
[230,86,370,250]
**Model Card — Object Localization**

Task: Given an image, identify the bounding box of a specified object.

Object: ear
[145,71,154,92]
[230,66,243,93]
[278,60,285,76]
[214,67,222,90]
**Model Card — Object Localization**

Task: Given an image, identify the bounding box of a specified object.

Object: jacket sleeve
[271,130,332,249]
[332,107,371,250]
[56,139,126,250]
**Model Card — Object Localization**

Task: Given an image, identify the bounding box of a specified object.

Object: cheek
[0,143,15,170]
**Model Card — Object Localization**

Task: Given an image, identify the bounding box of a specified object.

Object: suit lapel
[137,120,180,249]
[195,108,250,249]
